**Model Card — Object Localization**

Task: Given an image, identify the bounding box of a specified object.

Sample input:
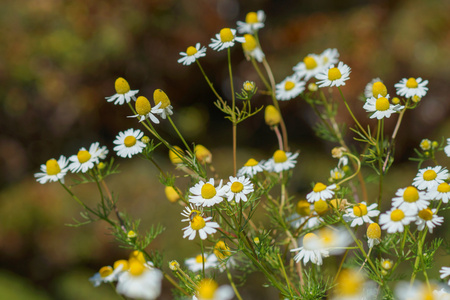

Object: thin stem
[226,267,243,300]
[227,47,237,176]
[200,239,205,279]
[164,273,190,296]
[167,114,192,154]
[273,126,284,151]
[334,249,349,282]
[196,60,223,101]
[277,254,296,298]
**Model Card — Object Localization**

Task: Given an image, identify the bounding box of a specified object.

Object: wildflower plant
[35,10,450,300]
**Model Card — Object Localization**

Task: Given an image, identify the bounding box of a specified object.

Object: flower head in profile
[288,200,322,230]
[68,142,105,173]
[194,279,234,300]
[290,233,329,265]
[364,78,387,98]
[444,138,450,157]
[363,95,404,119]
[343,202,380,227]
[379,207,416,233]
[237,158,265,178]
[264,150,299,173]
[415,208,443,233]
[236,10,266,34]
[178,43,207,66]
[366,223,381,248]
[35,156,69,184]
[275,74,305,101]
[185,254,218,272]
[242,34,265,62]
[128,96,163,123]
[394,77,429,98]
[195,144,212,164]
[412,166,448,191]
[224,176,254,203]
[293,53,322,81]
[427,182,450,203]
[209,28,245,52]
[319,48,340,71]
[315,61,351,88]
[189,178,226,207]
[306,182,336,203]
[113,129,146,158]
[181,205,220,240]
[90,260,129,287]
[153,89,173,119]
[391,186,429,213]
[106,77,139,105]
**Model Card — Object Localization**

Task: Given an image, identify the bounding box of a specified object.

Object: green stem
[228,47,237,176]
[196,60,223,101]
[167,114,192,153]
[226,267,243,300]
[337,87,371,141]
[200,238,205,279]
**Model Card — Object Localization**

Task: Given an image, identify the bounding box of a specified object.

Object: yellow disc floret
[328,67,342,81]
[77,150,91,164]
[381,259,393,270]
[198,279,218,300]
[219,28,234,43]
[314,199,328,215]
[124,136,137,148]
[303,233,319,250]
[186,46,198,56]
[313,182,327,193]
[418,208,433,221]
[284,81,295,91]
[367,223,381,239]
[390,209,405,221]
[230,181,244,193]
[165,186,180,203]
[335,269,364,296]
[214,241,231,260]
[195,254,205,263]
[46,159,61,175]
[437,182,450,193]
[372,81,387,97]
[169,146,184,164]
[296,200,311,216]
[423,170,437,181]
[128,259,146,277]
[264,105,281,126]
[201,183,217,199]
[273,150,287,163]
[303,56,318,70]
[245,12,258,23]
[403,186,419,203]
[244,158,258,167]
[242,34,257,52]
[406,77,418,89]
[392,97,400,104]
[99,266,113,278]
[191,215,206,230]
[135,96,151,115]
[195,144,212,164]
[129,250,146,264]
[353,203,368,217]
[375,97,390,111]
[153,89,171,108]
[115,77,130,94]
[114,259,129,271]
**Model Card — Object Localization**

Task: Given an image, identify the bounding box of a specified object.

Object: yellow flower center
[273,150,287,163]
[284,81,295,91]
[314,199,328,215]
[129,250,146,264]
[165,186,180,203]
[353,203,368,217]
[153,89,171,108]
[242,34,257,51]
[214,241,231,260]
[244,158,258,167]
[115,77,130,94]
[191,215,206,230]
[372,81,387,97]
[313,182,327,193]
[406,77,418,88]
[392,97,400,104]
[423,170,437,181]
[412,95,421,103]
[375,97,390,111]
[198,279,218,300]
[335,269,364,296]
[128,260,146,276]
[303,232,319,249]
[367,223,381,239]
[245,12,258,24]
[77,150,91,164]
[390,209,405,222]
[195,145,212,164]
[186,46,198,56]
[381,259,393,270]
[303,56,318,70]
[169,146,184,164]
[230,181,244,193]
[195,254,205,263]
[46,159,61,175]
[403,186,419,203]
[296,200,311,216]
[219,28,234,43]
[135,96,151,115]
[243,81,255,91]
[201,183,217,199]
[124,136,137,148]
[264,105,281,126]
[437,182,450,193]
[99,266,113,278]
[420,139,431,150]
[328,67,342,81]
[114,259,129,271]
[418,208,433,221]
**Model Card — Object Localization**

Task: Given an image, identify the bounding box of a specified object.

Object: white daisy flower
[194,279,234,300]
[105,77,139,105]
[330,167,345,181]
[379,208,416,233]
[391,186,429,213]
[433,289,450,299]
[237,158,265,178]
[35,155,69,184]
[290,233,329,265]
[153,89,174,120]
[68,142,103,173]
[427,182,450,203]
[306,182,336,203]
[366,223,381,248]
[363,95,404,119]
[116,259,163,300]
[224,176,254,203]
[440,266,450,285]
[209,28,245,52]
[318,227,352,255]
[128,96,163,124]
[413,166,448,191]
[236,10,265,34]
[315,61,351,88]
[444,138,450,157]
[275,74,305,101]
[364,78,385,98]
[395,281,449,300]
[293,53,323,81]
[420,139,432,151]
[264,150,299,173]
[89,260,128,287]
[189,178,226,207]
[181,205,220,240]
[331,269,378,300]
[288,200,322,230]
[242,34,265,62]
[113,128,146,158]
[93,143,109,160]
[185,254,218,272]
[319,48,340,70]
[415,208,443,233]
[178,43,207,66]
[343,202,380,227]
[394,77,429,98]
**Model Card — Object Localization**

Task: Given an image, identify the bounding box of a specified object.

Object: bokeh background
[1,0,450,298]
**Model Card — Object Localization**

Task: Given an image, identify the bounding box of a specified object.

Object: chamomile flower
[420,139,432,151]
[366,223,381,248]
[194,279,234,300]
[363,95,404,119]
[288,200,322,229]
[343,202,380,227]
[236,10,266,34]
[391,186,429,213]
[290,233,329,265]
[264,150,299,173]
[364,78,385,98]
[237,158,265,178]
[68,142,103,173]
[185,254,218,272]
[153,89,173,119]
[444,138,450,157]
[330,167,345,181]
[181,205,220,240]
[224,176,254,203]
[35,156,69,184]
[319,48,340,70]
[90,260,128,287]
[379,207,416,233]
[331,269,377,300]
[394,77,429,98]
[209,28,245,52]
[189,178,226,207]
[318,227,352,255]
[415,208,443,233]
[395,281,449,300]
[106,77,139,105]
[275,74,305,101]
[315,61,351,88]
[427,182,450,203]
[413,166,448,191]
[113,128,146,158]
[440,266,450,285]
[293,53,323,81]
[178,43,207,66]
[128,96,163,123]
[242,34,265,62]
[306,182,336,203]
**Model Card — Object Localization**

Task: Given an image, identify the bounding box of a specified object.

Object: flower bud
[165,186,181,203]
[264,105,281,126]
[194,144,212,164]
[169,146,184,164]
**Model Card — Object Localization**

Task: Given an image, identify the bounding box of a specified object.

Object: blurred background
[1,0,450,298]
